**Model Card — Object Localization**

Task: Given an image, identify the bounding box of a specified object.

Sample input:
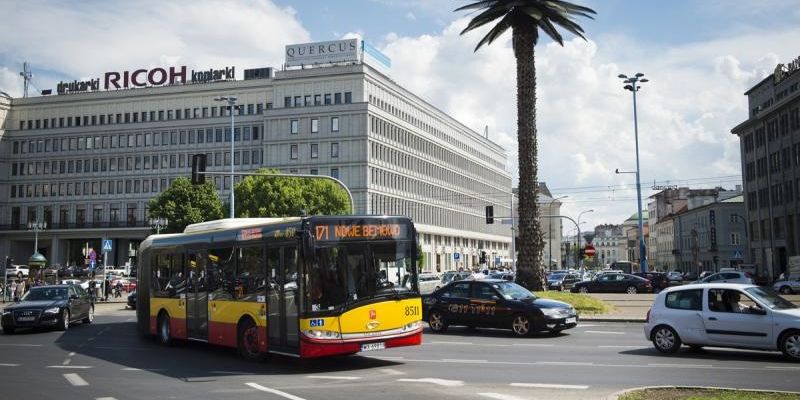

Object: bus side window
[237,246,264,301]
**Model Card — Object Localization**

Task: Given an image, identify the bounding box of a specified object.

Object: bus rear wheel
[238,318,265,361]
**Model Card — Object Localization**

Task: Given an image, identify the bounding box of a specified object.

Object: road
[1,305,798,400]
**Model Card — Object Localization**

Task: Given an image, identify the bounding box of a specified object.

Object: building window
[330,168,339,179]
[310,143,319,158]
[290,144,298,160]
[324,93,331,105]
[731,232,741,245]
[331,142,339,158]
[291,119,299,134]
[334,93,342,104]
[344,92,352,103]
[331,117,339,132]
[311,118,319,133]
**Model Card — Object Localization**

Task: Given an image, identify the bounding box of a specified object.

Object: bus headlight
[402,321,421,332]
[302,330,341,339]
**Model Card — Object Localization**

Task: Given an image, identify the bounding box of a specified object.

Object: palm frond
[537,17,564,45]
[460,5,511,35]
[454,0,501,12]
[473,13,514,52]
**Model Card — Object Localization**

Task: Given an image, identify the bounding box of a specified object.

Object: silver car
[774,277,800,295]
[693,271,753,285]
[417,273,441,295]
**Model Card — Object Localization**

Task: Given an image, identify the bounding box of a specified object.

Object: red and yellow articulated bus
[136,215,423,359]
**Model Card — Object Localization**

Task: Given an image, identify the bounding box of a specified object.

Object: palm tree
[456,0,595,290]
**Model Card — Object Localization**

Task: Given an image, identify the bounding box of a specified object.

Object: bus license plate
[565,317,577,324]
[360,342,385,352]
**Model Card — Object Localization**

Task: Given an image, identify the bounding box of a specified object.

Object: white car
[774,277,800,295]
[417,273,441,295]
[693,271,752,285]
[644,283,800,361]
[5,265,29,278]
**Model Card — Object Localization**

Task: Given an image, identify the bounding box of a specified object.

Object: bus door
[187,249,209,340]
[267,244,300,354]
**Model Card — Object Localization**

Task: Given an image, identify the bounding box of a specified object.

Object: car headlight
[44,307,61,314]
[541,308,562,317]
[1,310,10,316]
[302,329,341,339]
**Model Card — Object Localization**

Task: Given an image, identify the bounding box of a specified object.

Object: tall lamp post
[548,195,568,270]
[619,72,649,273]
[576,209,594,272]
[149,217,168,235]
[214,95,238,219]
[27,220,48,282]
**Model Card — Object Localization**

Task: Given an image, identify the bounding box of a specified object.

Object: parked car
[488,272,515,281]
[683,271,699,281]
[106,266,129,277]
[634,272,670,291]
[423,279,578,336]
[571,273,652,294]
[667,271,684,282]
[436,271,471,291]
[1,284,94,334]
[547,272,582,291]
[5,265,29,279]
[692,271,753,285]
[773,276,800,295]
[644,283,800,361]
[417,273,441,295]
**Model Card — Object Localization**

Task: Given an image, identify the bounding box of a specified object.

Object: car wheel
[3,327,15,334]
[427,309,447,333]
[780,286,794,295]
[158,313,173,346]
[58,309,70,331]
[780,330,800,361]
[82,306,94,324]
[237,318,265,361]
[511,314,531,337]
[652,325,681,353]
[626,286,638,294]
[579,286,589,294]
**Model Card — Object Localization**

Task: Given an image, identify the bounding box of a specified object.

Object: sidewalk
[580,293,800,322]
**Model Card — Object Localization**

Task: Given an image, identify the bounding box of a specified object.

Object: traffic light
[485,205,494,224]
[191,154,207,185]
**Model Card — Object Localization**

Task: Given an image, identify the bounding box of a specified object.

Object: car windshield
[21,287,68,301]
[307,241,416,312]
[492,281,536,300]
[744,287,797,310]
[548,273,566,281]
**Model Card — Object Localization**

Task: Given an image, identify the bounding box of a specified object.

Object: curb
[606,385,800,400]
[581,317,645,323]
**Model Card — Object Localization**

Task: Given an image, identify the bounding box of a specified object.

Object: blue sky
[1,0,799,229]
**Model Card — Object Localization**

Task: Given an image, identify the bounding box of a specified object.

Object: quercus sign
[56,65,235,95]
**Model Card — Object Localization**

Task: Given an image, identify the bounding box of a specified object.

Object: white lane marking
[536,361,593,366]
[307,375,361,380]
[597,345,641,348]
[367,356,404,360]
[511,383,590,390]
[478,393,526,400]
[584,330,625,335]
[64,373,89,386]
[245,383,306,400]
[120,367,166,372]
[0,343,42,347]
[379,368,405,376]
[210,370,255,375]
[511,343,554,347]
[68,352,76,356]
[87,337,95,341]
[62,358,72,365]
[766,366,800,370]
[396,378,464,387]
[96,397,118,400]
[648,363,713,368]
[0,363,20,367]
[428,341,473,345]
[47,365,93,369]
[442,359,488,363]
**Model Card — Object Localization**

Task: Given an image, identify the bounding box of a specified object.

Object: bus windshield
[307,241,417,312]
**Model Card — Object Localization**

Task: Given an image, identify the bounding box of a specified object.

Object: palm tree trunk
[513,26,545,291]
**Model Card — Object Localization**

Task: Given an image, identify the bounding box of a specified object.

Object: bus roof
[183,217,301,234]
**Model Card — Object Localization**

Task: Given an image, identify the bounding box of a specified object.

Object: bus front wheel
[238,318,265,362]
[158,313,173,346]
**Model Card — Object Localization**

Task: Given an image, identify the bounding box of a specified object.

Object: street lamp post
[548,195,568,270]
[27,220,48,282]
[215,96,238,219]
[149,218,168,235]
[619,72,649,273]
[576,209,594,271]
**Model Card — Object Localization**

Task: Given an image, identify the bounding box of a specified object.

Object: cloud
[0,67,23,97]
[406,11,417,21]
[380,17,800,228]
[0,0,310,91]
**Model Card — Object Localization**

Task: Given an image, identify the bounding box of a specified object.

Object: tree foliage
[457,0,595,291]
[147,177,223,233]
[234,169,351,218]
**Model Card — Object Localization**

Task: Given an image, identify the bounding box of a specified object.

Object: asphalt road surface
[1,306,798,400]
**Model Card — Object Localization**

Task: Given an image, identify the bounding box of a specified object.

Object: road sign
[454,252,460,261]
[732,250,743,260]
[584,245,596,257]
[102,239,113,253]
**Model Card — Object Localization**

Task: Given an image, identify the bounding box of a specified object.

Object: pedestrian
[88,279,97,302]
[104,279,111,302]
[10,280,17,301]
[115,281,123,298]
[16,279,25,300]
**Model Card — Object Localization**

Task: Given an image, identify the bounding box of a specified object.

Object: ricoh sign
[57,65,235,95]
[285,39,359,67]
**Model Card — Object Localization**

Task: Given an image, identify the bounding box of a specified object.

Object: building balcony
[1,221,150,231]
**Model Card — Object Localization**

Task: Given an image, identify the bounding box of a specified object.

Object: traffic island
[536,292,614,315]
[610,386,800,400]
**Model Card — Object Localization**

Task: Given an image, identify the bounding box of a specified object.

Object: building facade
[732,54,800,280]
[592,224,625,268]
[0,49,513,273]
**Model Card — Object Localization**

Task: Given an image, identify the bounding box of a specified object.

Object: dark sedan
[547,272,582,291]
[571,273,652,294]
[1,284,93,334]
[633,272,670,291]
[423,279,578,336]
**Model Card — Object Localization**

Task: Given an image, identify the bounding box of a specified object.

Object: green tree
[456,0,595,290]
[147,177,223,233]
[234,169,351,217]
